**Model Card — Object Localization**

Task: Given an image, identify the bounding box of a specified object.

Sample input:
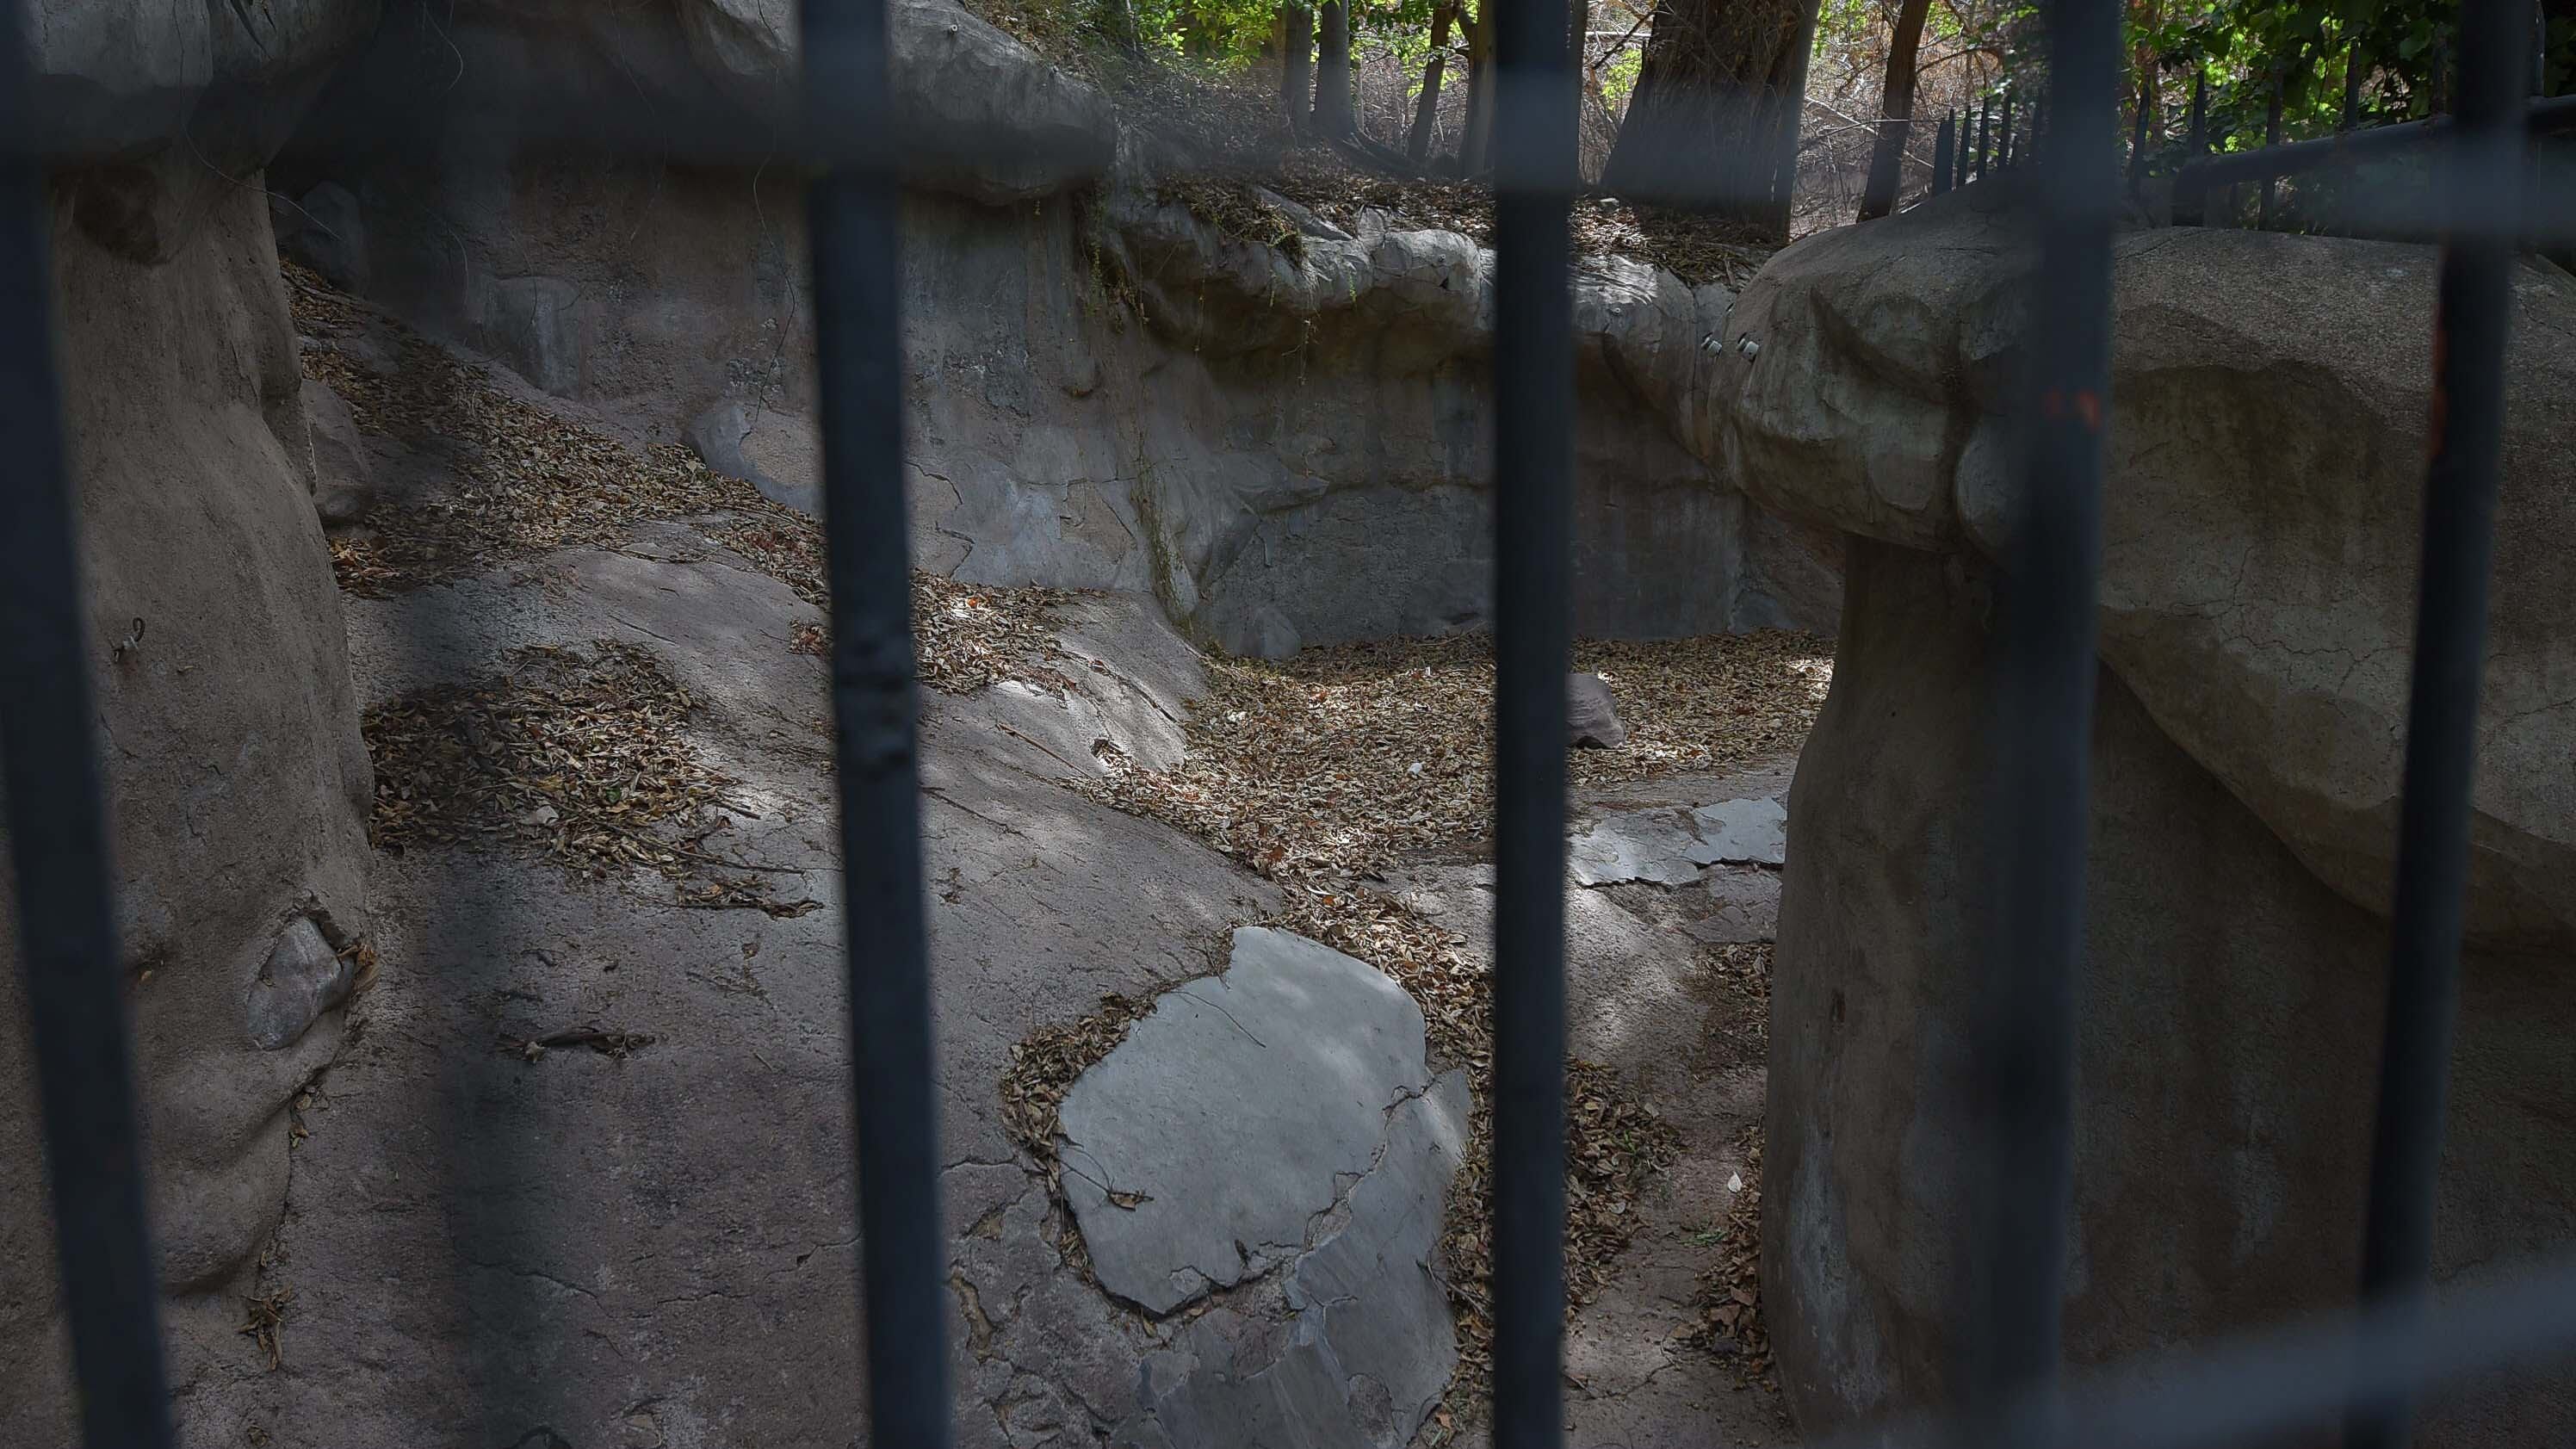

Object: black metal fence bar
[9,0,2576,1443]
[1488,0,1578,1440]
[0,28,177,1449]
[799,0,953,1443]
[1975,0,2118,1440]
[2347,6,2533,1448]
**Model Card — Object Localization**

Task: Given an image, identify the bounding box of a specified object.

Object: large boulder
[1722,190,2576,948]
[0,172,375,1438]
[5,8,379,1436]
[23,0,377,161]
[1740,195,2576,1443]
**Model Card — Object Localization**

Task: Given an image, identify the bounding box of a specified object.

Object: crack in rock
[1052,927,1471,1449]
[1570,796,1788,886]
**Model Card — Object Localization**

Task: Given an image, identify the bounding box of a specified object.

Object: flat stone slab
[1120,1073,1471,1449]
[1692,798,1787,865]
[1569,797,1789,885]
[1569,809,1718,886]
[1056,926,1440,1315]
[1066,928,1471,1449]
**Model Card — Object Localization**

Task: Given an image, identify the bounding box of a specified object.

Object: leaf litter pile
[708,511,1075,697]
[1089,630,1832,879]
[1685,1124,1774,1389]
[289,262,1070,698]
[365,640,817,915]
[1684,944,1776,1387]
[1047,628,1830,1403]
[290,263,768,596]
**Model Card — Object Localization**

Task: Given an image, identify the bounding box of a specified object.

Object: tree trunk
[1284,6,1315,131]
[2128,73,2152,183]
[1457,4,1495,176]
[1409,1,1458,163]
[1316,0,1354,137]
[2129,0,2164,148]
[1599,0,1824,232]
[1856,0,1931,221]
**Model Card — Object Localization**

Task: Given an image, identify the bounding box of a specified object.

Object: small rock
[1567,672,1626,749]
[279,182,368,290]
[1229,604,1303,661]
[244,917,356,1051]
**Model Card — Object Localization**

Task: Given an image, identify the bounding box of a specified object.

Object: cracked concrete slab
[1692,798,1787,866]
[1568,796,1790,887]
[1568,809,1719,886]
[1292,1072,1471,1432]
[1115,1062,1465,1449]
[1061,929,1468,1449]
[1056,927,1440,1316]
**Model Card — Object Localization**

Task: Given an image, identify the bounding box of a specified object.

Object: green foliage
[1812,0,1882,55]
[1933,0,2570,170]
[1601,43,1645,115]
[1032,0,1462,75]
[1100,0,1278,68]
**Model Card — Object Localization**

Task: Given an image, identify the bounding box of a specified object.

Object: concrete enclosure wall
[268,0,1841,654]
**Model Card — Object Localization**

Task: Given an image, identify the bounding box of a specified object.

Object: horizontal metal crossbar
[2174,93,2576,200]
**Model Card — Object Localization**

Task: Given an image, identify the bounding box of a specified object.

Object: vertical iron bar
[1489,0,1576,1434]
[797,1,951,1444]
[1934,112,1958,195]
[1976,0,2120,1441]
[2346,3,2530,1446]
[1978,96,1994,177]
[2000,92,2017,169]
[0,25,179,1449]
